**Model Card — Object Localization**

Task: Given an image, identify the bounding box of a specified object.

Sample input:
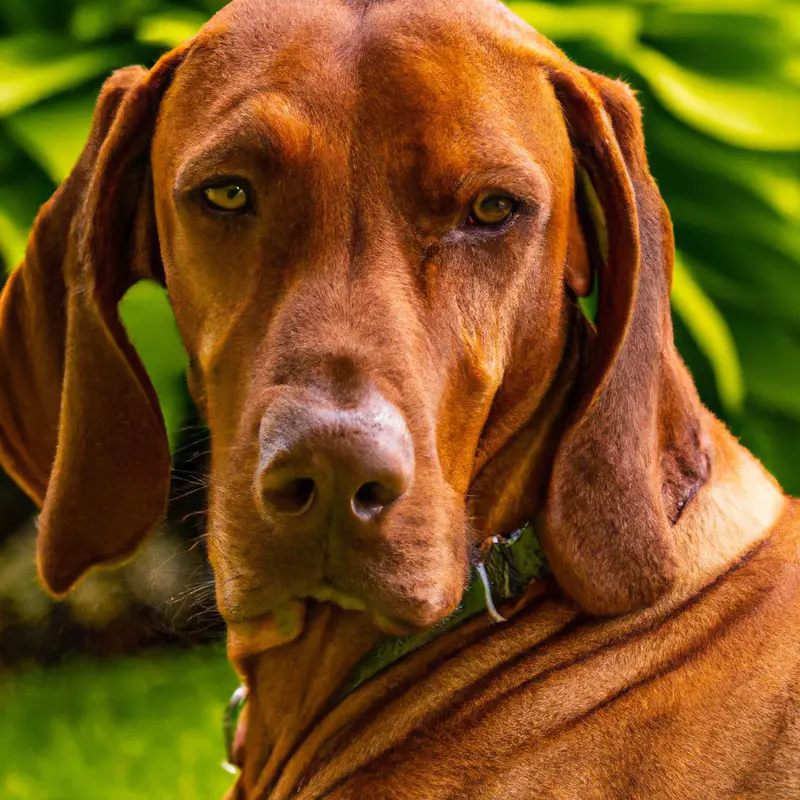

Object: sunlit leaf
[0,179,48,271]
[643,7,790,40]
[71,0,159,42]
[647,110,800,221]
[782,2,800,42]
[508,2,641,52]
[0,35,139,117]
[72,1,130,42]
[136,9,206,47]
[630,46,800,150]
[641,9,792,80]
[788,54,800,86]
[672,309,724,417]
[119,282,189,453]
[671,254,744,414]
[5,90,97,182]
[614,0,788,10]
[0,205,29,270]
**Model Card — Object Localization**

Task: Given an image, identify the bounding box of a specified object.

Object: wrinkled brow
[409,132,554,212]
[172,93,314,194]
[455,156,553,208]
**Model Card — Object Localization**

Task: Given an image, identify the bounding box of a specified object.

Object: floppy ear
[0,47,189,596]
[541,64,710,615]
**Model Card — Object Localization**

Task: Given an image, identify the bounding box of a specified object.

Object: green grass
[0,646,239,800]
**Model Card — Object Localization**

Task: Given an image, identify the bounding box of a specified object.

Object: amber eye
[468,189,517,226]
[204,184,248,212]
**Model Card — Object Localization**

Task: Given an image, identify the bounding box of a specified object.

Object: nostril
[262,477,316,516]
[352,480,401,521]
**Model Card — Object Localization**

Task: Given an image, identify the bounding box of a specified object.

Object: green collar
[338,522,548,696]
[223,523,548,770]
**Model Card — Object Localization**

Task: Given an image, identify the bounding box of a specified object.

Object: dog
[1,0,799,797]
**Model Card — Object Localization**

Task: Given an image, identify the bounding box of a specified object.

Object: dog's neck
[232,604,380,794]
[228,307,787,796]
[230,431,785,799]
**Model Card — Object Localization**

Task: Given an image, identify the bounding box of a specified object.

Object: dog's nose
[257,395,414,527]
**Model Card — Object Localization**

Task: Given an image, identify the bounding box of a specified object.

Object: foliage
[518,0,800,492]
[0,645,237,799]
[0,0,797,484]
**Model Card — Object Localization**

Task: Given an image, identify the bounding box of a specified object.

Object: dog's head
[0,0,708,647]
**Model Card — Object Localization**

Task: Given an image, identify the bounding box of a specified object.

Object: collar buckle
[222,685,248,775]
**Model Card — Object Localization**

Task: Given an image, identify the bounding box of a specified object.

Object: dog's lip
[371,612,421,637]
[226,600,306,665]
[225,585,366,663]
[308,581,368,611]
[226,587,432,665]
[306,584,420,635]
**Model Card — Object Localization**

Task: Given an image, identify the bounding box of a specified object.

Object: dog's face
[0,0,708,644]
[151,0,581,638]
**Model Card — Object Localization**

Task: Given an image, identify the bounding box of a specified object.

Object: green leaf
[0,178,49,271]
[0,204,29,271]
[671,253,744,414]
[640,7,796,79]
[727,314,800,420]
[136,9,207,47]
[0,130,19,177]
[612,0,789,10]
[788,53,800,87]
[508,2,641,52]
[667,196,800,265]
[673,307,724,418]
[4,89,97,182]
[198,0,228,13]
[646,110,800,222]
[738,408,800,496]
[643,7,791,41]
[630,46,800,150]
[119,282,189,453]
[0,34,139,117]
[677,230,800,324]
[71,0,160,42]
[0,1,75,36]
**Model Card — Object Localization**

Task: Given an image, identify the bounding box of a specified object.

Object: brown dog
[1,0,799,797]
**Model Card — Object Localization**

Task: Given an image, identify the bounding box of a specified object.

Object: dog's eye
[204,184,249,212]
[468,190,517,226]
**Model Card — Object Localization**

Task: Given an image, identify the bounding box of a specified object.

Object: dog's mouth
[226,584,422,663]
[308,580,368,612]
[226,600,307,664]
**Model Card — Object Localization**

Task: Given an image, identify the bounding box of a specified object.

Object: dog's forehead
[164,0,547,120]
[206,0,533,38]
[155,0,564,187]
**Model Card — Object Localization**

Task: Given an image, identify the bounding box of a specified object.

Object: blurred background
[0,0,798,797]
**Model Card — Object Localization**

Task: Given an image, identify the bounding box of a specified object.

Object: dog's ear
[542,65,709,615]
[0,46,190,596]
